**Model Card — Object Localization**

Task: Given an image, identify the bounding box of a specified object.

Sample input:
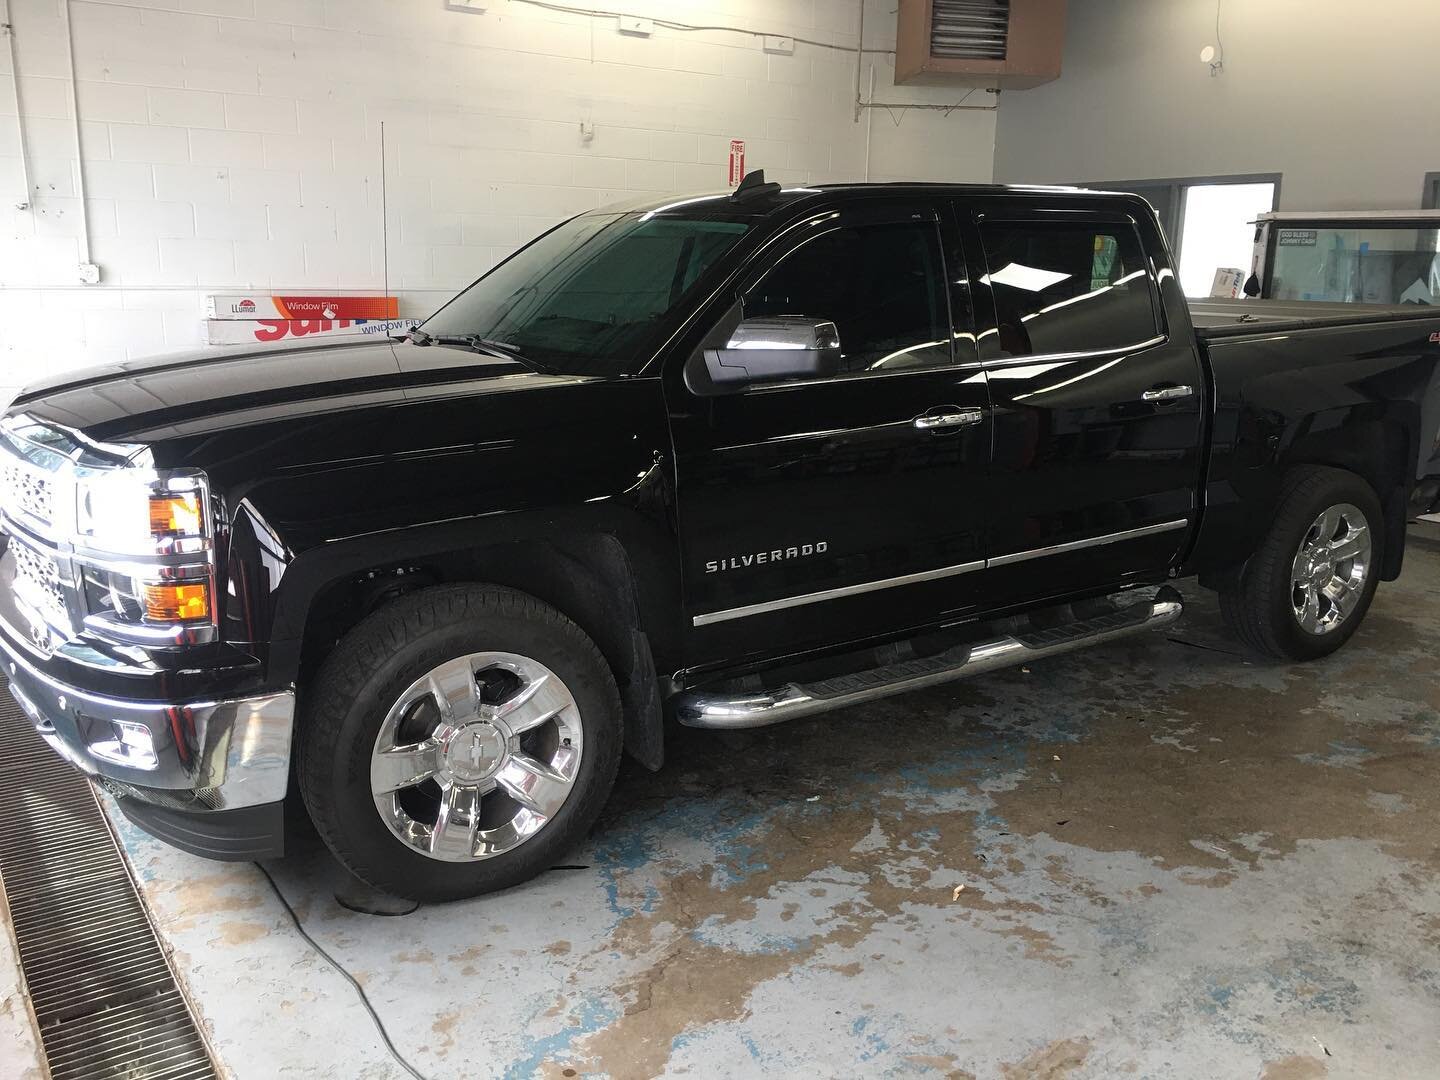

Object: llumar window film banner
[206,295,400,320]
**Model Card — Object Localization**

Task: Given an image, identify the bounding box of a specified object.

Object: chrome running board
[673,588,1183,730]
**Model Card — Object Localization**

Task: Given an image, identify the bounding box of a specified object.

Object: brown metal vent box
[895,0,1066,89]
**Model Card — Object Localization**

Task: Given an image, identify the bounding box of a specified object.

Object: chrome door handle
[1141,385,1195,402]
[914,407,985,431]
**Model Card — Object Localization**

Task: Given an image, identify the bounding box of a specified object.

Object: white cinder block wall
[0,0,996,399]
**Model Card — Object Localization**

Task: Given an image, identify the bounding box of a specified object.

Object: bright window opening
[1177,182,1276,298]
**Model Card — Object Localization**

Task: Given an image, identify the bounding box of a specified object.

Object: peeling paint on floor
[94,546,1440,1079]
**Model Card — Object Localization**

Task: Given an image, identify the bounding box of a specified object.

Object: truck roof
[598,181,1145,220]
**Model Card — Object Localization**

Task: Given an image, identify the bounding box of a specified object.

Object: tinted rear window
[979,221,1159,358]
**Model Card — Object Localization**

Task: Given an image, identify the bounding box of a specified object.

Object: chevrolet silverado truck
[4,175,1440,903]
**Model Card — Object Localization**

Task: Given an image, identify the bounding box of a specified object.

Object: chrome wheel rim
[370,652,583,862]
[1290,503,1371,636]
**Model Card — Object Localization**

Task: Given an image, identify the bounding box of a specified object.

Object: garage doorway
[1080,174,1281,297]
[1175,181,1278,298]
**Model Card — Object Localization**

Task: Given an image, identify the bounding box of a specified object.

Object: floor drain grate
[0,688,217,1080]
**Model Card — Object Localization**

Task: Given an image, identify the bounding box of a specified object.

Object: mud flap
[621,628,664,771]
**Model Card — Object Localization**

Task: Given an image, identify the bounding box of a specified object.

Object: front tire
[297,584,622,903]
[1219,466,1383,661]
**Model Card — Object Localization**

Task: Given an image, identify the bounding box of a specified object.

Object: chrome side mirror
[702,316,841,387]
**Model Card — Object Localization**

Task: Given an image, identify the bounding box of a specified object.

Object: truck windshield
[419,210,753,376]
[1269,223,1440,305]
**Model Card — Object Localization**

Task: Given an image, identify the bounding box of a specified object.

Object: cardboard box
[1209,268,1246,299]
[206,294,399,320]
[205,317,419,346]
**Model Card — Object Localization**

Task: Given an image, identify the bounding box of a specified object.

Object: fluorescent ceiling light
[986,361,1072,380]
[870,340,947,368]
[985,263,1071,292]
[639,194,728,220]
[1014,356,1125,399]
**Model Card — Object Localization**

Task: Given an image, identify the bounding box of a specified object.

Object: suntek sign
[205,318,418,346]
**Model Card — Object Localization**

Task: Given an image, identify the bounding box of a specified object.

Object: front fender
[181,377,676,683]
[259,497,680,683]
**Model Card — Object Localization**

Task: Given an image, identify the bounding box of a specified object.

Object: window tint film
[978,221,1158,358]
[422,212,751,377]
[743,221,951,375]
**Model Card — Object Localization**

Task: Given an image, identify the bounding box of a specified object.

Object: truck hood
[8,339,571,446]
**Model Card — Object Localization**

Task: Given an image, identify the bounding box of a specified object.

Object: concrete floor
[32,543,1440,1078]
[0,887,43,1079]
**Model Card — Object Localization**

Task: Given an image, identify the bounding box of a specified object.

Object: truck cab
[665,184,1204,672]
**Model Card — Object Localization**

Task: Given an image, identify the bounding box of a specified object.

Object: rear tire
[1219,466,1382,661]
[297,584,622,903]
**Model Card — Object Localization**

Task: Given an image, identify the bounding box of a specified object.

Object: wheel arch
[269,515,679,770]
[1279,415,1413,580]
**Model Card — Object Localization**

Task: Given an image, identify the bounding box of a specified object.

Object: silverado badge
[705,542,828,573]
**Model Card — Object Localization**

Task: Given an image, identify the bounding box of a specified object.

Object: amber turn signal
[143,582,211,622]
[149,493,202,537]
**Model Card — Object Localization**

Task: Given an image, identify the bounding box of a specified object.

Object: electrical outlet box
[763,35,795,55]
[618,16,654,36]
[444,0,485,13]
[78,262,101,285]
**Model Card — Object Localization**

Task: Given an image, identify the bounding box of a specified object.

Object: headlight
[76,471,210,557]
[74,470,216,634]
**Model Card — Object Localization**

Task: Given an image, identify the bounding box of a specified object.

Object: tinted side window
[744,221,951,375]
[978,221,1159,358]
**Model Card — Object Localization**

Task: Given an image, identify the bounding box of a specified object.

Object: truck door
[666,199,993,669]
[959,202,1204,603]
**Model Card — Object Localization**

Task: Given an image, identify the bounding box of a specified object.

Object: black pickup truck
[4,176,1440,902]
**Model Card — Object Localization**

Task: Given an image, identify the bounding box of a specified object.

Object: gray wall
[993,0,1439,210]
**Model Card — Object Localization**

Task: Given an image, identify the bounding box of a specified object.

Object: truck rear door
[958,200,1204,601]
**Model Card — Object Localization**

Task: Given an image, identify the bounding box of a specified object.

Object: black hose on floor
[253,862,431,1080]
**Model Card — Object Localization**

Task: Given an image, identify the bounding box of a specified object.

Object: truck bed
[1190,298,1440,339]
[1192,299,1440,526]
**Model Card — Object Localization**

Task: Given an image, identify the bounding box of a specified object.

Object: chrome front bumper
[0,633,293,812]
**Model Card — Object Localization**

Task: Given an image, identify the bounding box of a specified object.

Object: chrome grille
[2,459,55,526]
[10,539,69,628]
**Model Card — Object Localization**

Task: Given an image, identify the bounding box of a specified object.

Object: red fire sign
[728,139,746,187]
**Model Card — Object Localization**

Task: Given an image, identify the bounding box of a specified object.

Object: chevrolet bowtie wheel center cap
[440,720,508,784]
